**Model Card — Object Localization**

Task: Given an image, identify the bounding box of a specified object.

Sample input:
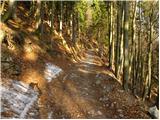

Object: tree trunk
[115,1,120,77]
[0,1,5,15]
[119,2,124,80]
[72,12,76,43]
[109,2,113,68]
[123,1,129,91]
[129,1,137,89]
[111,3,115,70]
[136,1,142,94]
[51,1,54,33]
[40,1,44,41]
[143,15,153,100]
[70,13,73,40]
[60,1,63,36]
[35,0,41,30]
[147,18,153,99]
[1,0,15,23]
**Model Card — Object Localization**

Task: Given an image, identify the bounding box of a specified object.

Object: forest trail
[38,49,107,118]
[1,1,158,119]
[1,47,150,119]
[37,49,150,119]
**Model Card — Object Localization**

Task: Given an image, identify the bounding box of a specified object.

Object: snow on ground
[44,63,62,82]
[1,80,39,118]
[1,63,63,118]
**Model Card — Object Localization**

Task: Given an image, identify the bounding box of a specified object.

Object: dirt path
[38,50,105,118]
[1,49,150,119]
[38,49,150,119]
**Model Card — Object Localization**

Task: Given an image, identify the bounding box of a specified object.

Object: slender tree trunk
[70,13,73,40]
[72,12,76,43]
[115,1,120,77]
[51,1,54,33]
[132,48,136,94]
[108,2,111,67]
[136,1,142,94]
[35,0,41,30]
[139,2,143,96]
[77,12,80,40]
[60,1,63,36]
[129,1,137,89]
[140,57,144,94]
[111,3,115,70]
[12,1,17,19]
[143,15,153,100]
[147,18,153,99]
[123,1,129,91]
[40,1,44,41]
[119,2,124,80]
[1,0,15,23]
[0,1,5,15]
[109,2,113,68]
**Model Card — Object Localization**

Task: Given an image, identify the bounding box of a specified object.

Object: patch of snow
[12,80,29,92]
[0,106,4,112]
[44,63,62,82]
[149,106,159,119]
[1,80,38,118]
[20,95,38,118]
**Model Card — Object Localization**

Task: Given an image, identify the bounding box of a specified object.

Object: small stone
[84,88,88,90]
[118,90,124,93]
[1,63,10,69]
[105,104,109,107]
[97,110,102,115]
[95,80,101,85]
[104,97,109,101]
[29,112,35,116]
[119,113,124,118]
[117,109,123,113]
[6,57,13,62]
[110,103,114,108]
[96,74,99,78]
[113,102,116,104]
[114,115,118,118]
[77,114,81,117]
[88,110,95,115]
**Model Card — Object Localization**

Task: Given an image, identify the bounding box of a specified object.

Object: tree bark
[119,2,124,80]
[35,0,41,30]
[143,13,153,100]
[40,1,44,41]
[1,0,15,23]
[115,1,120,77]
[129,1,137,89]
[51,1,54,33]
[109,2,113,68]
[60,1,63,36]
[123,1,129,91]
